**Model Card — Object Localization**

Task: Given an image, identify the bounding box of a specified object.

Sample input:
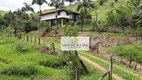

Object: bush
[16,43,29,53]
[64,25,79,36]
[1,63,37,76]
[0,38,14,44]
[39,56,66,68]
[15,42,34,53]
[24,21,38,33]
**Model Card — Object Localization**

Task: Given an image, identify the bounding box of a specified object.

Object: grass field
[0,36,110,80]
[107,44,142,63]
[22,34,142,80]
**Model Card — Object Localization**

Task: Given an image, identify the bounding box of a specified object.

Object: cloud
[0,0,52,12]
[0,0,70,12]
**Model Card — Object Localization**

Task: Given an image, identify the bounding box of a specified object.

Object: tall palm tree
[31,0,48,15]
[49,0,64,29]
[21,2,34,13]
[77,0,94,30]
[65,0,75,5]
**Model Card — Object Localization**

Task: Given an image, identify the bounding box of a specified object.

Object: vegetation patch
[0,58,9,64]
[39,55,66,68]
[107,44,142,63]
[1,63,37,76]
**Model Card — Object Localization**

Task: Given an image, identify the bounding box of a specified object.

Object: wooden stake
[30,75,34,80]
[35,37,36,43]
[52,43,55,53]
[108,56,112,80]
[75,67,80,80]
[27,36,29,42]
[129,53,132,67]
[134,56,138,70]
[99,71,109,80]
[30,36,32,42]
[39,37,40,45]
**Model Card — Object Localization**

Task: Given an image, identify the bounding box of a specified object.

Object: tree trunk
[122,26,125,32]
[39,5,42,16]
[129,53,132,67]
[14,27,17,37]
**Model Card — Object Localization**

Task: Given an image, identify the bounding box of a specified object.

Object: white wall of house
[40,11,73,21]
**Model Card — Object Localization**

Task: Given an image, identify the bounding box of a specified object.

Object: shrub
[0,38,14,44]
[1,63,37,76]
[39,56,66,68]
[64,25,79,36]
[16,43,29,53]
[24,21,38,33]
[15,42,34,53]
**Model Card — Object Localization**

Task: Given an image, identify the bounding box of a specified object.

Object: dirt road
[80,55,124,80]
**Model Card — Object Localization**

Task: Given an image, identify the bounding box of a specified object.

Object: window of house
[66,12,69,15]
[58,11,60,15]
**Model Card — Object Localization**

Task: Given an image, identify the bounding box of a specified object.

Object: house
[40,9,79,27]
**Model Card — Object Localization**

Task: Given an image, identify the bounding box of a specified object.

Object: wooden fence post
[134,55,138,70]
[99,56,113,80]
[23,36,25,41]
[39,37,40,45]
[108,56,113,80]
[117,39,120,46]
[89,36,92,49]
[44,38,45,46]
[35,37,36,43]
[129,53,132,67]
[27,36,29,42]
[99,71,109,80]
[52,43,55,53]
[75,67,80,80]
[97,44,99,54]
[30,75,34,80]
[30,36,32,42]
[136,33,137,41]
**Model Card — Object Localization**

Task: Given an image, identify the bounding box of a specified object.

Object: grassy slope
[67,0,130,21]
[107,44,142,63]
[0,36,108,80]
[25,32,141,80]
[65,0,130,30]
[0,37,67,80]
[0,10,7,16]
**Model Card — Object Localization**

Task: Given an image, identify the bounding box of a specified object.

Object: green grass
[91,32,127,37]
[65,0,131,31]
[0,37,112,80]
[0,37,68,80]
[80,52,140,80]
[107,44,142,63]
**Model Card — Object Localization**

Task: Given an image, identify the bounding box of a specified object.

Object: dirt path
[80,56,124,80]
[82,53,142,80]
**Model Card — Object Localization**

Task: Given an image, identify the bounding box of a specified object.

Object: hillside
[0,10,8,16]
[67,0,130,21]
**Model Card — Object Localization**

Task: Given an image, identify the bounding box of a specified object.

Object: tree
[77,0,94,30]
[92,13,98,31]
[21,2,34,13]
[65,0,75,5]
[31,0,48,15]
[114,0,118,3]
[48,0,64,29]
[106,6,132,32]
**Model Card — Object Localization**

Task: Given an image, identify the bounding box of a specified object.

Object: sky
[0,0,70,12]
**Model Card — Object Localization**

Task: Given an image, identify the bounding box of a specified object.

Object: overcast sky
[0,0,70,12]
